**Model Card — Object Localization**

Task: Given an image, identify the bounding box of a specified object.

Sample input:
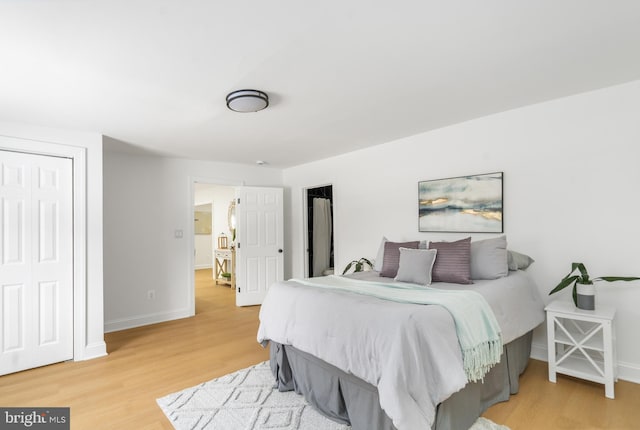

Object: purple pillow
[428,237,473,284]
[380,241,420,278]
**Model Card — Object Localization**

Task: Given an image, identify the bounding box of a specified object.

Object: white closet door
[0,150,73,375]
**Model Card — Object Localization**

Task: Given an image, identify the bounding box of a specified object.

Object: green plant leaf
[342,261,354,275]
[562,266,578,280]
[343,258,374,274]
[572,262,589,283]
[596,276,640,282]
[360,258,373,267]
[549,275,579,295]
[551,262,639,302]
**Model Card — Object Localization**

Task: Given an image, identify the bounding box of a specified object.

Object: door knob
[278,249,283,253]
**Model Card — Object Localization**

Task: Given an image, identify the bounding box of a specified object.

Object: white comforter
[257,270,544,430]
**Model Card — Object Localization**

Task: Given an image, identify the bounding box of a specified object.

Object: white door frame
[0,137,89,361]
[302,187,310,278]
[187,177,241,316]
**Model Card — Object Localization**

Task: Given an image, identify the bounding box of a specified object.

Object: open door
[235,186,284,306]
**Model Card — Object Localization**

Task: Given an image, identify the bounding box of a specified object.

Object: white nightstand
[545,299,617,399]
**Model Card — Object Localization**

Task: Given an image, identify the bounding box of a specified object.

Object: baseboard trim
[530,341,547,362]
[76,341,108,361]
[104,309,193,333]
[195,264,212,270]
[530,341,640,384]
[616,360,640,384]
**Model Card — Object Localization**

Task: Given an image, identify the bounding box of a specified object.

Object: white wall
[0,121,106,361]
[193,185,236,269]
[103,151,281,331]
[194,203,212,269]
[282,80,640,382]
[194,234,213,269]
[194,185,236,247]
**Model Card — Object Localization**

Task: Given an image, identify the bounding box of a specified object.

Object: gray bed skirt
[269,331,532,430]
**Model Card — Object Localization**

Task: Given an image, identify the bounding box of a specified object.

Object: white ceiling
[2,1,640,168]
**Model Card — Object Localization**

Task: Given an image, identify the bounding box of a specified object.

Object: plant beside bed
[549,262,639,310]
[342,257,373,275]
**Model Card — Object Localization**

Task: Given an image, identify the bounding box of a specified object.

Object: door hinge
[238,287,241,293]
[237,198,240,204]
[237,243,240,249]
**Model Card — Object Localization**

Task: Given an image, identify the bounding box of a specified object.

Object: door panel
[0,150,73,375]
[265,212,277,245]
[265,256,278,289]
[38,200,59,262]
[235,186,284,306]
[2,284,24,352]
[39,281,59,345]
[4,203,25,264]
[245,257,260,293]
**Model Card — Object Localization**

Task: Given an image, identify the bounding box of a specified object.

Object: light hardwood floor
[1,269,639,429]
[0,269,269,429]
[484,358,640,429]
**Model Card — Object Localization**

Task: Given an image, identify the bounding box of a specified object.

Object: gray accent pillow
[374,237,425,272]
[394,248,438,286]
[380,241,420,278]
[470,236,508,280]
[428,237,473,284]
[508,250,535,271]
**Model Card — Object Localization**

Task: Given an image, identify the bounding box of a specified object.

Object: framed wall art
[418,172,503,233]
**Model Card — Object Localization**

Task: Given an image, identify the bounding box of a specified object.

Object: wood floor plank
[1,269,639,429]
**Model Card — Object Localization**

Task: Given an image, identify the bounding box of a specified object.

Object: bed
[257,240,545,430]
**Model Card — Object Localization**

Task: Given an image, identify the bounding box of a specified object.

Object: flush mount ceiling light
[226,89,269,113]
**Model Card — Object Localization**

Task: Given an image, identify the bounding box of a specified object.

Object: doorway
[305,185,334,278]
[194,203,213,270]
[192,182,236,314]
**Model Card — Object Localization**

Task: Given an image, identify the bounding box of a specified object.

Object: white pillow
[394,248,438,286]
[374,236,388,272]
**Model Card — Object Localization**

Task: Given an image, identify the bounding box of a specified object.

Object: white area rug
[157,361,510,430]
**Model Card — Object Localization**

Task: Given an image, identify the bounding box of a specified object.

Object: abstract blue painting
[419,172,503,232]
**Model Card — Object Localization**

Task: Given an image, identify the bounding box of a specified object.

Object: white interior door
[0,150,73,375]
[235,187,283,306]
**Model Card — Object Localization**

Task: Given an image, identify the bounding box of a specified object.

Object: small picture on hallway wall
[418,172,503,233]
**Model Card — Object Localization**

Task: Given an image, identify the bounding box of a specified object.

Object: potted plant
[549,262,640,310]
[342,258,373,275]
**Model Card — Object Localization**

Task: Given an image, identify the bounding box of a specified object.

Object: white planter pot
[576,283,595,310]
